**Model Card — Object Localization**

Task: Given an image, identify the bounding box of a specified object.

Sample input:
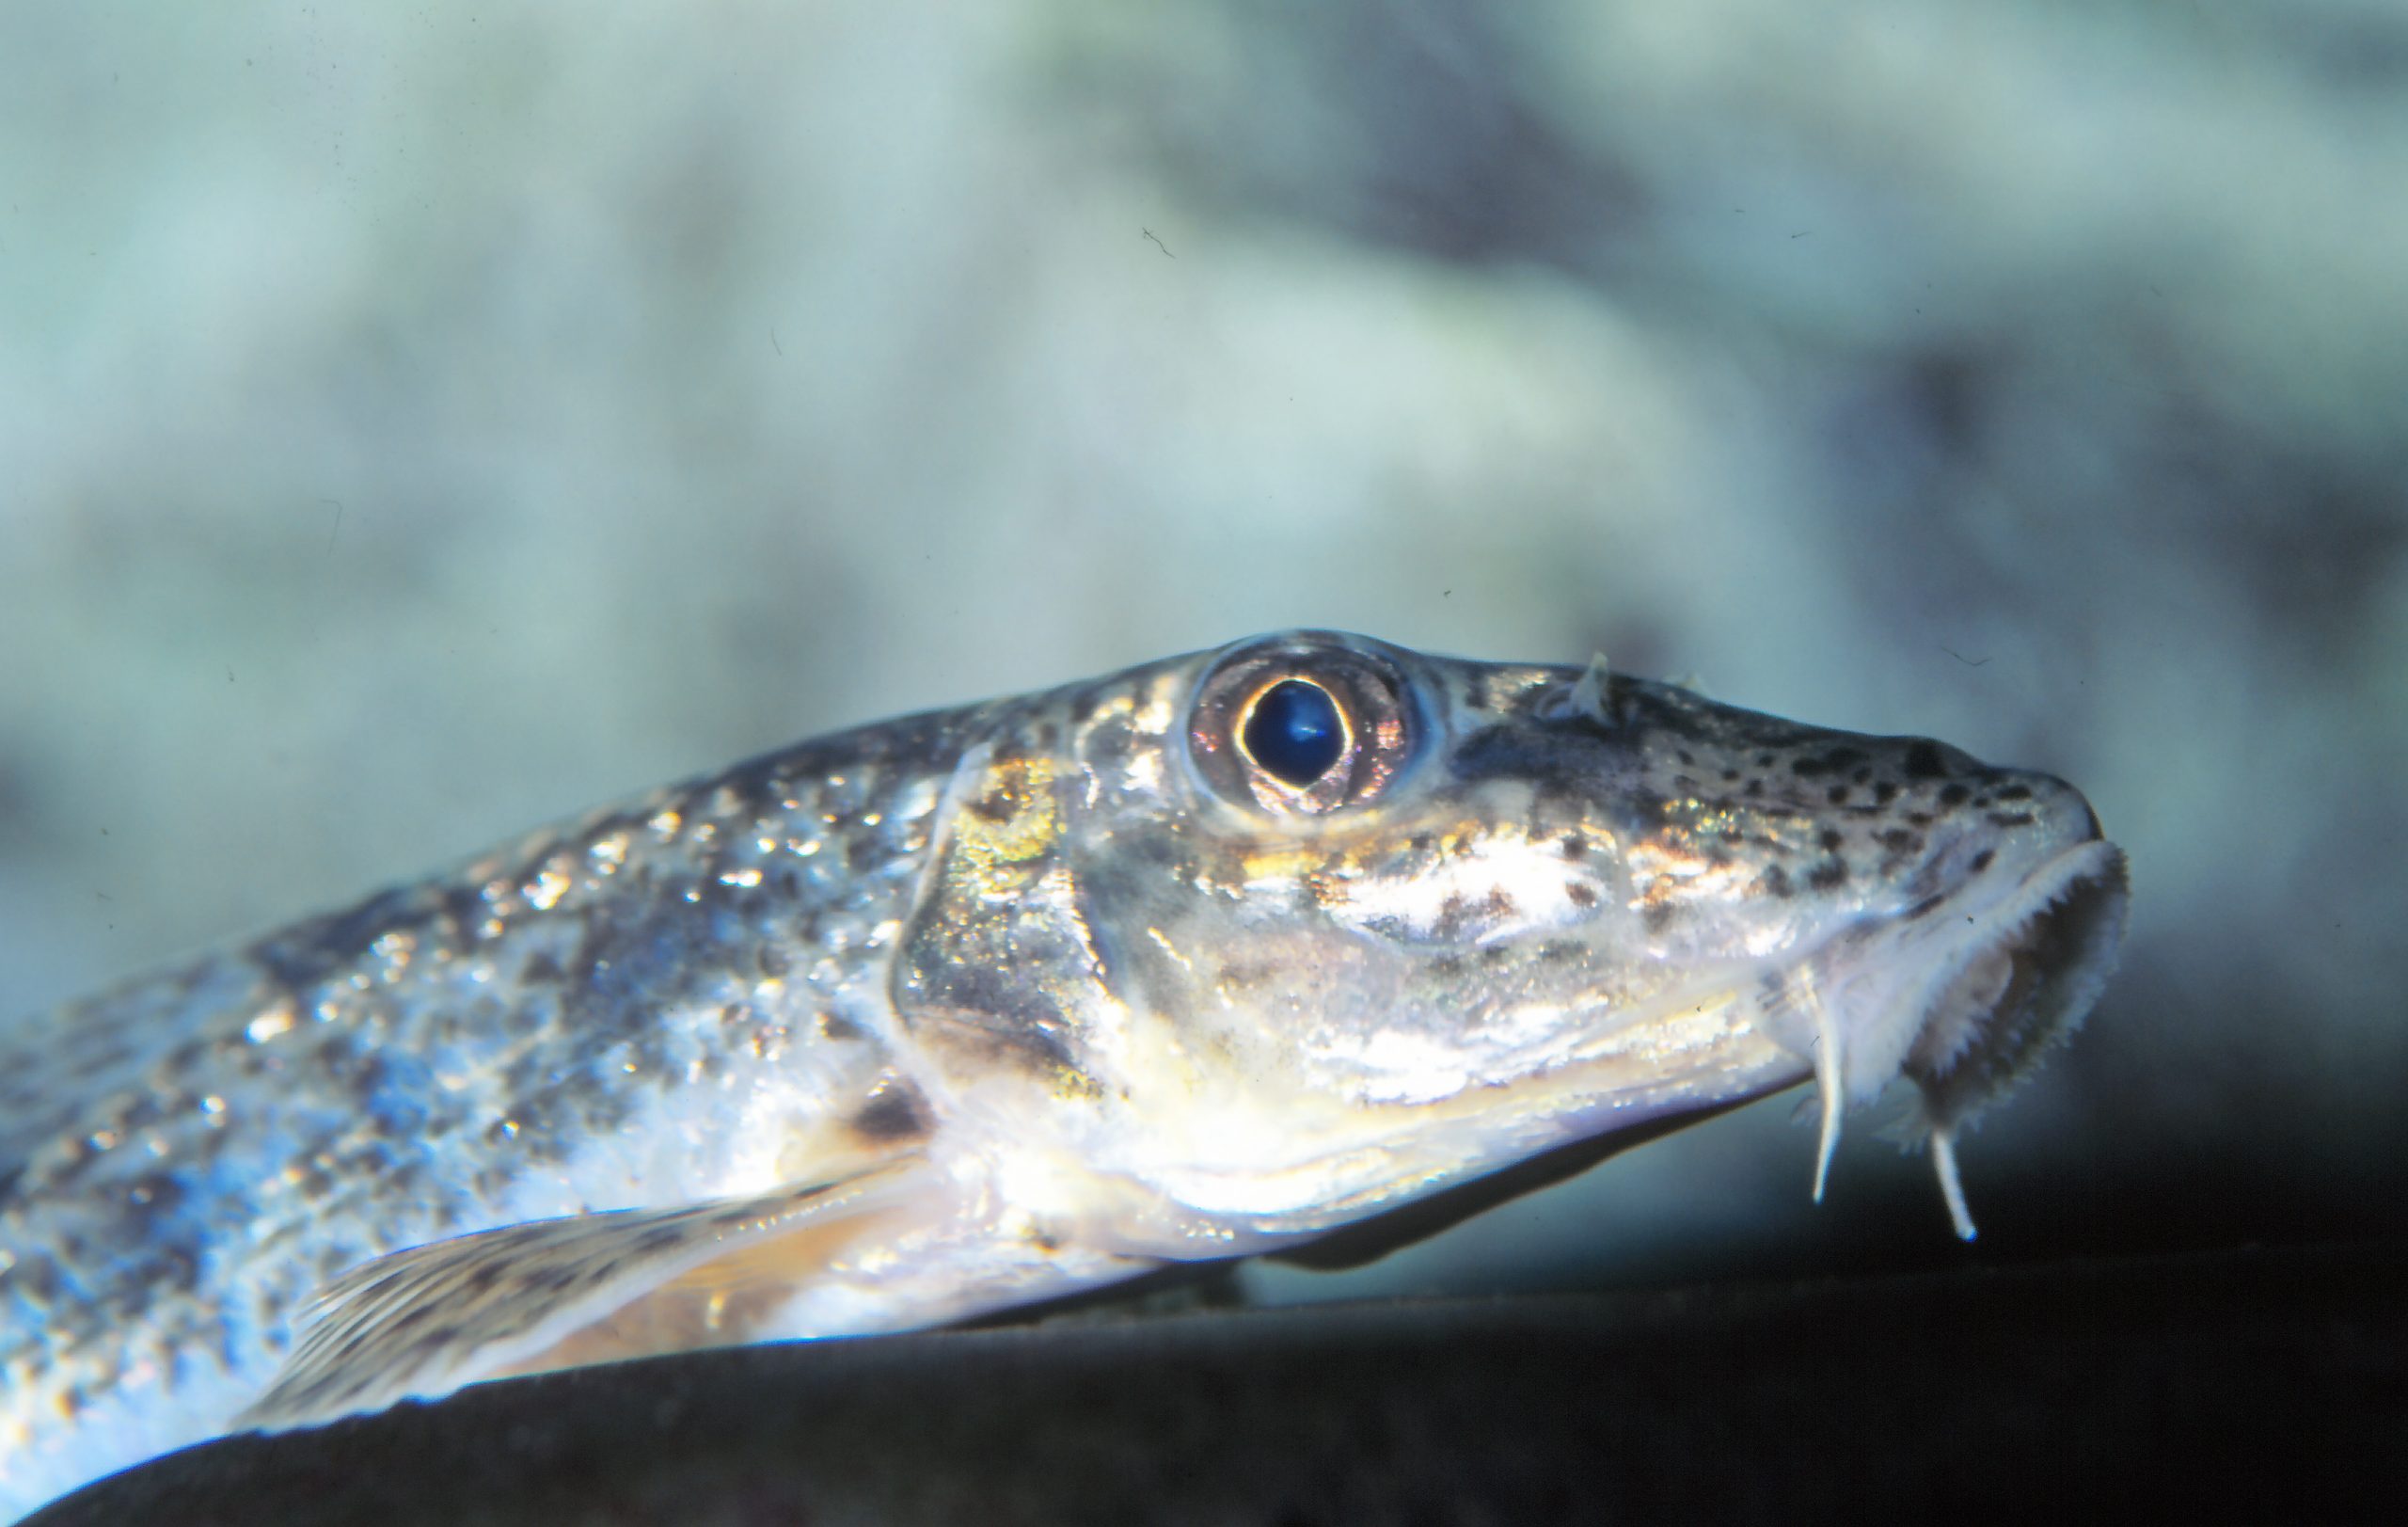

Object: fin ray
[236,1152,926,1431]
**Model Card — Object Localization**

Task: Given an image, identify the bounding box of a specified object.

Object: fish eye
[1243,680,1345,787]
[1188,637,1416,816]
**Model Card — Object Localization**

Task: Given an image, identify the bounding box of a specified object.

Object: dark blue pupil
[1244,680,1344,787]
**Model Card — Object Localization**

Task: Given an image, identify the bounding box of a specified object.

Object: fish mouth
[1898,840,2131,1132]
[1803,835,2130,1240]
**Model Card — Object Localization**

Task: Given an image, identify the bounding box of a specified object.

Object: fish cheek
[890,748,1109,1101]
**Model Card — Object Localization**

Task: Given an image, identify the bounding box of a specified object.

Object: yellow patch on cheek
[949,756,1063,890]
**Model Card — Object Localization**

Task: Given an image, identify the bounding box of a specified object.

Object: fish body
[0,631,2127,1518]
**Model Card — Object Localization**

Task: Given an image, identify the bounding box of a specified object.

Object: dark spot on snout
[1902,894,1943,920]
[1450,721,1624,799]
[819,1010,863,1042]
[1993,784,2033,803]
[1939,783,1971,807]
[1818,828,1845,853]
[1970,849,1995,873]
[1988,812,2036,829]
[1807,859,1849,890]
[1565,882,1599,909]
[1621,792,1671,832]
[1760,865,1795,899]
[1792,746,1868,779]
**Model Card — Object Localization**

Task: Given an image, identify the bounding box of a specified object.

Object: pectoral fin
[236,1152,927,1432]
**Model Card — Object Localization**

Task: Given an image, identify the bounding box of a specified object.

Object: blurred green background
[4,0,2403,1296]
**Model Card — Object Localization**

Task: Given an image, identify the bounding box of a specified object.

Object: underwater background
[3,0,2402,1306]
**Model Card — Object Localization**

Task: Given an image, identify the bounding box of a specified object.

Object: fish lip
[1890,835,2131,1130]
[1768,827,2129,1239]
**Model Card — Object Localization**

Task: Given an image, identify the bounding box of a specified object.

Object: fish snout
[1988,766,2108,851]
[1900,737,2099,843]
[1883,760,2111,921]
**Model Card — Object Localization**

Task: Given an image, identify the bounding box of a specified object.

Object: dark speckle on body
[0,637,2121,1518]
[0,707,966,1450]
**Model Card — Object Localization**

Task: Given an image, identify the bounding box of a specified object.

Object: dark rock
[32,1239,2403,1525]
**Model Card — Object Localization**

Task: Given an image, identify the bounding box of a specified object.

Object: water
[3,0,2401,1320]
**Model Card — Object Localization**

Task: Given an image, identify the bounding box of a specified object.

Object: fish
[0,629,2128,1519]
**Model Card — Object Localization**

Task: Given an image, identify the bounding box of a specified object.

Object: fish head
[893,630,2127,1251]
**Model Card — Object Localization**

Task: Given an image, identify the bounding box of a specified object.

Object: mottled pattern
[0,632,2125,1519]
[1,709,967,1514]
